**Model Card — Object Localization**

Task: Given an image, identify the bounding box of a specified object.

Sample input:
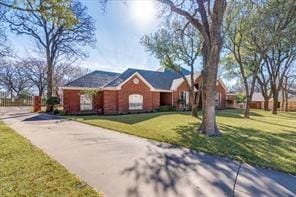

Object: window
[129,94,143,110]
[180,91,190,105]
[215,92,221,107]
[80,94,93,111]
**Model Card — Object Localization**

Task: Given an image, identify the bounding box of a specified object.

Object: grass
[0,121,101,196]
[69,109,296,175]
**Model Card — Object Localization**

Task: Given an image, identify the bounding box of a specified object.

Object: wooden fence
[0,92,33,107]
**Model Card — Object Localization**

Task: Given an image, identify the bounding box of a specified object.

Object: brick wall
[103,90,118,114]
[152,92,160,109]
[172,79,227,109]
[117,76,157,113]
[63,89,104,113]
[217,82,226,108]
[33,96,41,112]
[63,89,80,113]
[173,81,191,110]
[287,102,296,111]
[93,91,104,113]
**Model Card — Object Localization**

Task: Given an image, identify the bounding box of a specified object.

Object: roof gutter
[59,86,102,91]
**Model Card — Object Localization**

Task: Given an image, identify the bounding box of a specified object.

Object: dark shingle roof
[105,68,190,90]
[66,70,120,88]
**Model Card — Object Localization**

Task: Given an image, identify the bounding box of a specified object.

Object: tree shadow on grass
[173,122,296,175]
[216,109,264,118]
[276,113,296,120]
[249,118,296,130]
[72,111,188,125]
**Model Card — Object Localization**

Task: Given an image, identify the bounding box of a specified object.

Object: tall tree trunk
[241,77,251,118]
[284,90,288,112]
[199,43,221,136]
[193,80,202,118]
[46,58,53,112]
[263,98,269,111]
[272,91,279,115]
[191,91,198,117]
[190,63,198,118]
[281,90,285,110]
[38,85,43,97]
[242,70,257,118]
[283,85,289,112]
[283,77,289,112]
[245,95,251,118]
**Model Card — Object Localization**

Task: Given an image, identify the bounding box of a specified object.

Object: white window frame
[129,94,143,110]
[180,91,190,105]
[215,92,221,107]
[185,91,190,105]
[80,94,93,111]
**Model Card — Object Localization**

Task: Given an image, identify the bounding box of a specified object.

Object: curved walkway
[1,108,295,197]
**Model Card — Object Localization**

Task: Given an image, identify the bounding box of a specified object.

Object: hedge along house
[60,68,227,114]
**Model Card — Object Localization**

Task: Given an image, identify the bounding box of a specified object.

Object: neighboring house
[60,68,227,114]
[225,93,243,109]
[251,92,296,111]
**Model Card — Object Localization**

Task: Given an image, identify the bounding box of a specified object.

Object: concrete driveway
[1,108,295,197]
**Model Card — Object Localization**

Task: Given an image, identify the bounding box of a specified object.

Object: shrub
[46,96,60,112]
[159,105,176,112]
[177,98,186,105]
[46,96,60,105]
[58,110,67,116]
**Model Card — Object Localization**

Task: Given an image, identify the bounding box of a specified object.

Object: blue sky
[84,0,161,72]
[9,0,162,73]
[7,0,235,88]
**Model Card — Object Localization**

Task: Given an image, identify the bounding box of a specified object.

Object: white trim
[128,94,143,110]
[80,94,93,111]
[61,86,172,93]
[170,74,228,93]
[103,87,120,91]
[104,72,156,91]
[154,89,172,93]
[217,79,228,92]
[60,86,102,91]
[170,73,200,91]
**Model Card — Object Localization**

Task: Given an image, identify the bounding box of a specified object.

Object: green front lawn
[0,121,101,196]
[70,109,296,174]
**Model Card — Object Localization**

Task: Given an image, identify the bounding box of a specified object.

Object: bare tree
[22,58,47,96]
[224,1,263,118]
[264,45,296,114]
[154,0,226,136]
[141,19,202,117]
[0,0,43,12]
[281,67,296,112]
[0,60,31,97]
[253,0,296,115]
[0,4,10,57]
[54,62,90,96]
[257,60,272,111]
[19,57,89,97]
[3,0,95,111]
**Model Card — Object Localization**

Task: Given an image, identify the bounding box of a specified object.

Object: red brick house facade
[61,68,227,114]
